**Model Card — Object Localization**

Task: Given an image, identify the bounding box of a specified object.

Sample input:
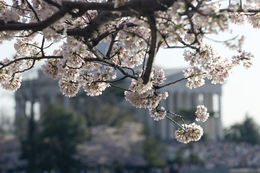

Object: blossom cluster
[149,107,167,121]
[175,123,204,144]
[174,105,209,144]
[183,44,253,88]
[124,68,168,111]
[195,105,210,122]
[0,0,258,144]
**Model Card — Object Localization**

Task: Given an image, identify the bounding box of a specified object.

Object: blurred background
[1,23,260,173]
[1,65,260,173]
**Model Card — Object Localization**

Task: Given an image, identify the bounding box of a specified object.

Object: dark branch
[0,9,66,31]
[142,14,157,84]
[0,56,63,70]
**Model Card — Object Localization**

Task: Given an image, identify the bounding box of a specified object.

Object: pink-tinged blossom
[175,128,190,144]
[149,107,166,121]
[0,9,19,22]
[229,13,245,24]
[129,78,153,94]
[0,73,12,84]
[83,82,110,96]
[247,15,260,28]
[1,76,22,91]
[183,68,205,89]
[82,62,102,71]
[208,59,233,84]
[58,78,80,97]
[42,60,59,79]
[195,105,209,122]
[175,123,203,144]
[59,67,80,81]
[14,38,38,57]
[183,43,253,86]
[151,68,166,85]
[186,123,203,142]
[125,89,168,109]
[128,68,166,94]
[232,50,254,69]
[62,37,88,68]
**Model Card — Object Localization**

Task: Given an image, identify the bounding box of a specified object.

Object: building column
[204,93,216,141]
[217,94,224,140]
[159,100,167,140]
[191,92,198,109]
[167,92,175,139]
[15,97,26,117]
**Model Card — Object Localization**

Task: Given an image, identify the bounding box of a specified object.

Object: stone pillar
[167,92,174,139]
[191,93,198,109]
[14,95,28,138]
[217,94,224,140]
[204,93,213,111]
[15,97,26,117]
[174,92,179,112]
[39,96,45,115]
[159,100,167,140]
[182,92,188,110]
[198,93,204,105]
[147,111,156,137]
[177,92,186,110]
[204,93,216,141]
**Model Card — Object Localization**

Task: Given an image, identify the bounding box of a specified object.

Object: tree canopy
[0,0,259,143]
[225,116,260,145]
[21,104,88,172]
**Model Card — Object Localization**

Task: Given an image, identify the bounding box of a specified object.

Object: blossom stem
[165,115,185,130]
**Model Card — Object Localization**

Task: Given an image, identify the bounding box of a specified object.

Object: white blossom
[149,107,166,121]
[58,78,80,97]
[175,123,203,144]
[195,105,209,122]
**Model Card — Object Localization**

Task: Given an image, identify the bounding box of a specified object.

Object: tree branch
[0,8,67,31]
[0,56,62,70]
[142,14,157,84]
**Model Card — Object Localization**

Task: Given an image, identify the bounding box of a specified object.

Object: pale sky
[0,24,259,128]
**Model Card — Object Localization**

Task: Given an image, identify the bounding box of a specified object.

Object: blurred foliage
[83,103,135,127]
[142,137,166,167]
[189,152,202,164]
[21,104,88,173]
[14,115,28,140]
[172,145,202,166]
[225,115,260,145]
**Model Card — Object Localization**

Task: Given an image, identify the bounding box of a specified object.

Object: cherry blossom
[58,78,80,97]
[0,0,258,143]
[195,105,210,123]
[175,123,204,144]
[149,107,166,121]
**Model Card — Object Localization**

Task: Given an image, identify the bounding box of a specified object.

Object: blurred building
[14,68,223,141]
